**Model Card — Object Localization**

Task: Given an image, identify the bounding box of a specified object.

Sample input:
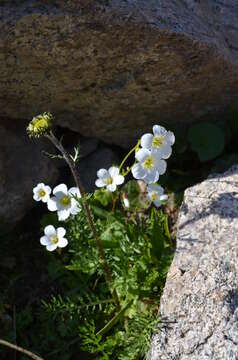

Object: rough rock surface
[1,1,238,147]
[0,120,59,226]
[149,165,238,359]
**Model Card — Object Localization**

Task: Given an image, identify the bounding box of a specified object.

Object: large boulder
[149,165,238,359]
[1,1,238,147]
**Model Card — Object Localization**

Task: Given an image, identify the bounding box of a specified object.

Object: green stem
[119,140,140,173]
[46,132,120,311]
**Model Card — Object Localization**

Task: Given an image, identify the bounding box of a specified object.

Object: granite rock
[1,1,238,147]
[149,165,238,359]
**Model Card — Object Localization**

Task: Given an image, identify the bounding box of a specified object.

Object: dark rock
[1,1,238,147]
[0,120,59,226]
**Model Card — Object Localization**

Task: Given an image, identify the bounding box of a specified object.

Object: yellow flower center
[152,135,164,148]
[33,118,48,131]
[60,196,71,206]
[39,189,46,197]
[151,193,158,201]
[143,156,155,170]
[50,235,59,244]
[105,177,113,185]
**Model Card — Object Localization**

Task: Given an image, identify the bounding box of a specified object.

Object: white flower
[33,183,51,203]
[95,167,124,192]
[131,148,166,184]
[141,125,175,159]
[147,184,168,207]
[40,225,68,252]
[47,184,81,221]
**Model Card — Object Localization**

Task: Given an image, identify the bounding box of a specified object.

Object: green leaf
[94,190,113,207]
[188,122,225,162]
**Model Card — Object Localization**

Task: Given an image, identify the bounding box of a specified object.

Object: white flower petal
[47,197,58,211]
[41,194,50,203]
[107,183,117,192]
[58,237,68,248]
[141,133,153,149]
[131,163,146,180]
[53,184,68,196]
[108,167,119,178]
[157,159,167,175]
[33,193,41,201]
[97,168,108,179]
[135,148,150,163]
[40,236,50,246]
[95,179,106,187]
[153,125,167,136]
[70,204,81,215]
[114,175,124,185]
[160,194,168,202]
[45,185,52,194]
[58,208,71,221]
[153,200,162,207]
[68,187,81,198]
[147,184,164,195]
[44,225,56,237]
[46,244,58,252]
[143,170,159,184]
[166,131,175,145]
[57,227,66,239]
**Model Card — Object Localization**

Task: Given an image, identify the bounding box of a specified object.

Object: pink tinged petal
[141,133,153,149]
[153,125,167,136]
[166,131,175,145]
[108,167,119,178]
[157,159,167,175]
[44,225,56,237]
[95,179,106,187]
[40,236,50,246]
[114,175,124,185]
[58,208,71,221]
[135,148,151,163]
[58,238,68,248]
[107,183,117,192]
[153,200,162,207]
[46,244,58,252]
[97,168,108,178]
[143,170,159,184]
[47,197,58,211]
[53,184,68,196]
[131,163,146,179]
[57,227,66,239]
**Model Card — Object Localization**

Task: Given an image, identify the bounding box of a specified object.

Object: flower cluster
[94,125,174,208]
[132,125,174,207]
[33,183,81,251]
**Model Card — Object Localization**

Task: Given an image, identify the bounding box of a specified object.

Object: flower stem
[0,339,43,360]
[119,140,140,173]
[46,132,120,311]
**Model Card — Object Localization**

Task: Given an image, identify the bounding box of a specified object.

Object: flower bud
[27,112,53,138]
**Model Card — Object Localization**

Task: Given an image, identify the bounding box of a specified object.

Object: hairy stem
[46,132,120,310]
[0,339,43,360]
